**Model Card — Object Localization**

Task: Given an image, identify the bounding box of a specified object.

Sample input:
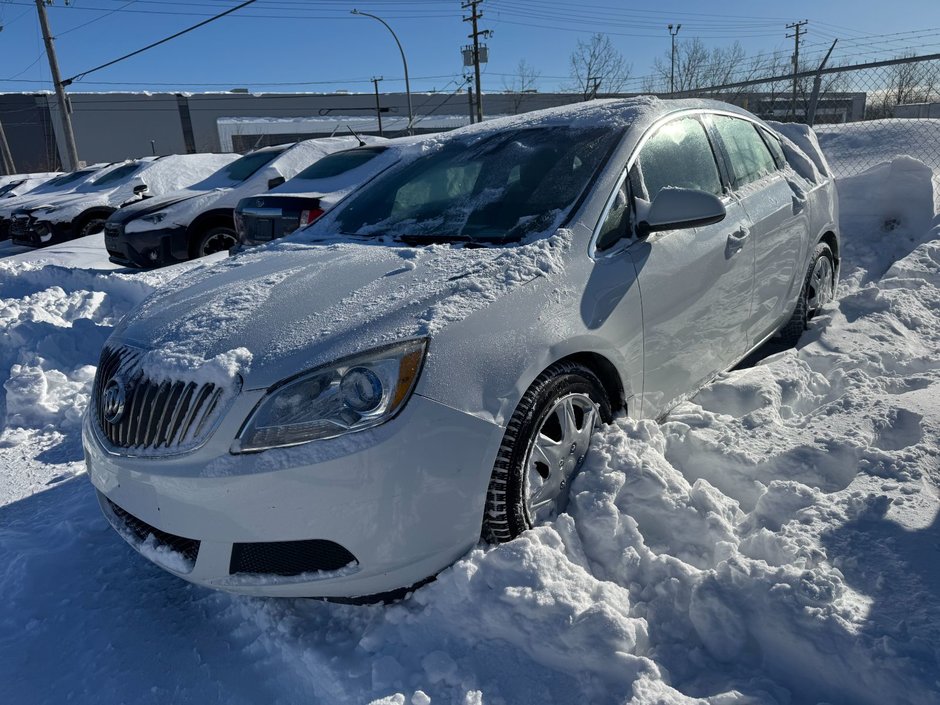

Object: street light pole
[668,23,681,95]
[351,9,414,136]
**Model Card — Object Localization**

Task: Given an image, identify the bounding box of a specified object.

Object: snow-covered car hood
[110,188,216,225]
[112,233,568,390]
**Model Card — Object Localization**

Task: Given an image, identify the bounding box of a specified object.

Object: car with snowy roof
[84,97,840,601]
[0,172,61,200]
[9,154,237,248]
[104,136,382,267]
[233,135,429,249]
[0,166,106,240]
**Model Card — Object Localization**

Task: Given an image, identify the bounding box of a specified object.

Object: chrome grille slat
[92,345,235,456]
[165,382,196,447]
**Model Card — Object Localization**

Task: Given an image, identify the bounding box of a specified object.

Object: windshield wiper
[396,233,487,247]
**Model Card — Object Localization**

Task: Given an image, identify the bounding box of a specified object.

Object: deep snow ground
[1,131,939,705]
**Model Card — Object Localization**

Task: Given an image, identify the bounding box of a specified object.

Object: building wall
[0,94,60,174]
[5,89,871,171]
[69,93,189,164]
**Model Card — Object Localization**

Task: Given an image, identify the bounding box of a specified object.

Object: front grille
[230,539,358,576]
[93,345,232,455]
[9,215,31,239]
[106,496,200,566]
[104,222,123,239]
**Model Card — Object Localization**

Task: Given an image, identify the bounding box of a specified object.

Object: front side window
[631,117,723,201]
[712,116,778,188]
[334,125,623,244]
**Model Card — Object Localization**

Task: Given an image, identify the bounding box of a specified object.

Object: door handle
[726,227,750,256]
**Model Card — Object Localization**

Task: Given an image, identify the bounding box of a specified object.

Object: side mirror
[637,188,726,239]
[267,176,286,190]
[132,183,148,196]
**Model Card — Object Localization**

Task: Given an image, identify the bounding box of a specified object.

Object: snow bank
[816,119,940,177]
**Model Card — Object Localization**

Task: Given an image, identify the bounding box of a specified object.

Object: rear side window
[295,148,386,180]
[759,128,787,168]
[712,116,778,187]
[631,117,722,201]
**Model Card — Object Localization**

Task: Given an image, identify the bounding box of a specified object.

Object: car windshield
[37,169,96,191]
[334,126,622,244]
[0,180,24,197]
[216,148,285,183]
[294,147,386,181]
[80,163,141,190]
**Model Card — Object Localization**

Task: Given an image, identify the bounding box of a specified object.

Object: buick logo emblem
[102,379,127,424]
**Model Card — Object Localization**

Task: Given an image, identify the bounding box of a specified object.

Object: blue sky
[0,0,938,95]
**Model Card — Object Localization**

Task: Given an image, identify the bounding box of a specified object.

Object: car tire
[194,226,238,258]
[483,360,612,543]
[80,217,107,238]
[778,242,836,346]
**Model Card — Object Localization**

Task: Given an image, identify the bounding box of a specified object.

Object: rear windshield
[82,163,141,190]
[217,149,285,183]
[294,147,386,181]
[335,126,622,243]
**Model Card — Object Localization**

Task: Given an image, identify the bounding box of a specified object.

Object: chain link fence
[671,54,940,177]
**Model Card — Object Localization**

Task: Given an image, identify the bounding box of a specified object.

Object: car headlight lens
[141,211,168,224]
[232,339,427,453]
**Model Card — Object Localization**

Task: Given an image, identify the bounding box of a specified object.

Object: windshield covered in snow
[79,163,141,191]
[207,148,285,185]
[293,147,386,181]
[31,169,97,193]
[334,126,623,244]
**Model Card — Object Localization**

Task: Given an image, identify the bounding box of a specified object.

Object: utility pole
[786,20,808,120]
[668,23,681,95]
[586,76,600,101]
[0,118,15,175]
[35,0,79,171]
[371,76,384,136]
[467,85,475,124]
[462,0,491,123]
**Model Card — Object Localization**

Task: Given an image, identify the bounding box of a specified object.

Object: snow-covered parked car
[84,98,839,601]
[0,172,61,200]
[9,154,237,248]
[104,136,382,267]
[233,135,427,248]
[0,166,105,240]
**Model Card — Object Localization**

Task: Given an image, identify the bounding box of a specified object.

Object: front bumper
[10,217,72,247]
[105,221,188,268]
[84,392,504,598]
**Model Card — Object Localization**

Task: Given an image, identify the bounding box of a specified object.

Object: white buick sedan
[84,98,839,600]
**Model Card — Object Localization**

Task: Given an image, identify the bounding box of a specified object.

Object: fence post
[807,40,839,126]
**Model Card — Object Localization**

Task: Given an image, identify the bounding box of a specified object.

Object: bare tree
[651,38,747,93]
[502,59,541,114]
[567,33,632,99]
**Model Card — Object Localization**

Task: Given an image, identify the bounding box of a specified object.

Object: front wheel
[778,243,836,346]
[194,226,237,258]
[80,217,107,239]
[483,361,612,543]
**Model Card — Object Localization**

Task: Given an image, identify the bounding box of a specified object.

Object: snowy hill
[1,122,938,705]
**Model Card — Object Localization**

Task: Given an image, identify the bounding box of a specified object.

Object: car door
[616,115,755,416]
[709,115,807,344]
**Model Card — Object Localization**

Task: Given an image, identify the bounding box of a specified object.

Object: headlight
[232,338,427,453]
[141,211,168,224]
